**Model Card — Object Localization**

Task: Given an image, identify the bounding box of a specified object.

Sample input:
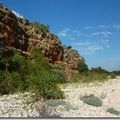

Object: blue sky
[1,0,120,71]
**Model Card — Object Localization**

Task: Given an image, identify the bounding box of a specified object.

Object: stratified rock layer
[0,3,82,80]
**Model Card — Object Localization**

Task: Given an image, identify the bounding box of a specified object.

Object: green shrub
[70,69,115,83]
[33,22,49,33]
[110,73,116,79]
[70,73,80,82]
[81,95,102,107]
[91,67,109,74]
[77,58,88,73]
[69,70,111,83]
[112,70,120,75]
[90,67,111,80]
[79,71,108,83]
[0,50,64,99]
[72,62,115,83]
[107,107,120,115]
[67,46,72,49]
[27,50,64,99]
[46,100,74,111]
[0,51,29,94]
[0,72,14,94]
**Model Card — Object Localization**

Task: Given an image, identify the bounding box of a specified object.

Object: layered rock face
[27,25,63,62]
[59,46,82,80]
[0,4,63,62]
[0,4,29,51]
[0,3,82,80]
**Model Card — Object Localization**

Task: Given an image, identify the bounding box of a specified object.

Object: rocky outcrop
[27,25,63,62]
[0,4,63,62]
[0,4,29,51]
[59,46,82,80]
[0,3,83,80]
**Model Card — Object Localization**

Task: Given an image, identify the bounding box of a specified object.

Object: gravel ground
[50,76,120,117]
[0,76,120,118]
[0,93,46,117]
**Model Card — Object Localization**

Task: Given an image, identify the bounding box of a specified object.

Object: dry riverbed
[0,76,120,117]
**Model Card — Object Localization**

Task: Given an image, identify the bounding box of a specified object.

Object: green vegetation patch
[46,100,74,111]
[107,107,120,115]
[0,49,65,99]
[77,58,88,73]
[81,95,102,107]
[72,63,117,83]
[33,22,49,33]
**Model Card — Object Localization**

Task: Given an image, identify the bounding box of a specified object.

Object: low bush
[81,95,102,107]
[107,107,120,115]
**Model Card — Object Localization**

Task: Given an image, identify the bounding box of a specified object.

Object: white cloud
[91,31,112,37]
[72,41,105,55]
[106,45,110,48]
[72,42,91,46]
[58,32,67,37]
[84,25,111,30]
[84,26,92,30]
[12,10,24,18]
[104,39,109,42]
[58,28,81,40]
[101,39,110,43]
[98,24,120,29]
[74,45,104,55]
[86,45,104,52]
[99,25,110,28]
[69,37,75,40]
[58,27,111,55]
[73,30,80,33]
[113,24,120,29]
[58,28,70,37]
[83,24,120,31]
[72,30,81,36]
[76,33,81,36]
